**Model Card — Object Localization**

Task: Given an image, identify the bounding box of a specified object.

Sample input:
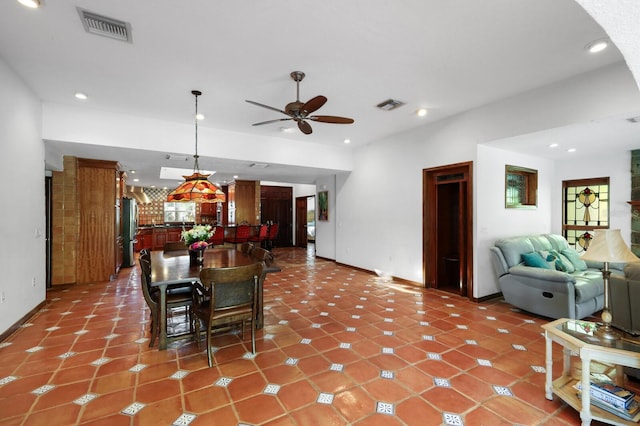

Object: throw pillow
[550,249,575,273]
[522,252,552,269]
[538,250,558,269]
[561,249,588,271]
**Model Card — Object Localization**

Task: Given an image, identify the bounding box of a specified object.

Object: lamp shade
[167,172,226,203]
[580,229,639,263]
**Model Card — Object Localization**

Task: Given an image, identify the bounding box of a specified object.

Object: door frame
[423,161,473,298]
[295,196,308,247]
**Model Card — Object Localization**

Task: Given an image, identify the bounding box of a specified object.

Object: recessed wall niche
[505,165,538,209]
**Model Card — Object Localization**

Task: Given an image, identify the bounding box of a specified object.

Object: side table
[543,318,640,425]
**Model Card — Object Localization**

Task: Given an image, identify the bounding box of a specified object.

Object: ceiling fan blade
[245,100,290,116]
[309,115,355,124]
[252,118,293,126]
[298,120,313,134]
[301,95,327,115]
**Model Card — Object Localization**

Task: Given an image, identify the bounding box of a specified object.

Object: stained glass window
[562,177,609,252]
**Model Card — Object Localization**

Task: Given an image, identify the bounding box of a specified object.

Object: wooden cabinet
[153,228,167,250]
[134,228,153,252]
[76,158,122,284]
[167,227,182,243]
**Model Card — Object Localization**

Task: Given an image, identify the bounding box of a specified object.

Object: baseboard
[0,300,46,343]
[473,292,503,303]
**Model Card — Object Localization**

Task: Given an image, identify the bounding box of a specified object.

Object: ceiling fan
[246,71,354,135]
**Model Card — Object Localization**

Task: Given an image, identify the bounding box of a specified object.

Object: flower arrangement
[189,240,209,251]
[181,224,214,247]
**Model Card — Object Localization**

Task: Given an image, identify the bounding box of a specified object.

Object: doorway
[260,186,293,247]
[295,195,315,248]
[423,162,473,297]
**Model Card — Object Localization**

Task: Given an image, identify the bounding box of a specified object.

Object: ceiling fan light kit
[246,71,354,135]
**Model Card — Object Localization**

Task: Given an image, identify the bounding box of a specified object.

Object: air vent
[249,163,269,168]
[77,8,132,43]
[376,99,405,111]
[166,155,189,161]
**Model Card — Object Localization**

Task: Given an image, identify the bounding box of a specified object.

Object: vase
[189,248,206,266]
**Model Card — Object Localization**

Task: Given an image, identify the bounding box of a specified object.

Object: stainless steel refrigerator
[122,197,137,267]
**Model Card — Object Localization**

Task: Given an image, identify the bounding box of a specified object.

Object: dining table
[149,247,280,350]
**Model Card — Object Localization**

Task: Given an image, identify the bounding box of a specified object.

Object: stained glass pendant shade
[167,90,226,203]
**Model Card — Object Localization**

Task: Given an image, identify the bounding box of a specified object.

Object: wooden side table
[543,318,640,425]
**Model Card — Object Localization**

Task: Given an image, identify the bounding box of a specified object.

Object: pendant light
[167,90,226,203]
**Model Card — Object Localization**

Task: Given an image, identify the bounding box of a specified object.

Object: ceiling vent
[166,154,189,161]
[77,8,132,43]
[376,99,405,111]
[249,163,269,168]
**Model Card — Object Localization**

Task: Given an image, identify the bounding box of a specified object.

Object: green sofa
[490,234,622,320]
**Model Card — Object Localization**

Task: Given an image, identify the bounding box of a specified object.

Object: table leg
[158,283,168,350]
[545,331,553,400]
[580,354,592,426]
[257,275,264,329]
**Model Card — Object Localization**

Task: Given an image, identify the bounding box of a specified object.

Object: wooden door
[260,186,293,247]
[295,196,308,247]
[423,162,473,298]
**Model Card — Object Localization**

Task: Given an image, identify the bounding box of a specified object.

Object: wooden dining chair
[239,241,255,256]
[208,225,225,247]
[265,223,279,250]
[139,249,193,347]
[248,224,269,247]
[192,262,264,367]
[224,224,251,248]
[250,247,274,266]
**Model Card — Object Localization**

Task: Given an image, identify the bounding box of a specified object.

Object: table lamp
[580,229,639,340]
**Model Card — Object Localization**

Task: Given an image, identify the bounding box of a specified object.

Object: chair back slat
[197,262,263,318]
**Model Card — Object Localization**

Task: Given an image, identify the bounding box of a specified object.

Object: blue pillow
[561,249,588,271]
[522,252,552,269]
[550,249,575,273]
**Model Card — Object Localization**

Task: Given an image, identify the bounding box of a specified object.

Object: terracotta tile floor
[0,246,634,425]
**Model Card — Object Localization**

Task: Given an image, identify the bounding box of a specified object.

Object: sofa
[610,262,640,378]
[610,263,640,334]
[490,234,624,320]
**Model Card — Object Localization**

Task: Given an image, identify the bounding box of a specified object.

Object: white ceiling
[0,0,632,187]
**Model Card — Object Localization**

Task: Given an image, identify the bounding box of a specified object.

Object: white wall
[44,103,354,175]
[476,146,554,297]
[0,57,46,334]
[315,175,336,260]
[334,62,640,297]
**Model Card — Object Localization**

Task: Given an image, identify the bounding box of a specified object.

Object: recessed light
[233,175,239,179]
[279,127,294,133]
[130,170,136,174]
[133,178,139,182]
[416,108,428,117]
[75,92,88,100]
[17,0,41,9]
[196,113,205,120]
[568,148,576,153]
[586,39,608,54]
[549,143,559,148]
[344,139,351,144]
